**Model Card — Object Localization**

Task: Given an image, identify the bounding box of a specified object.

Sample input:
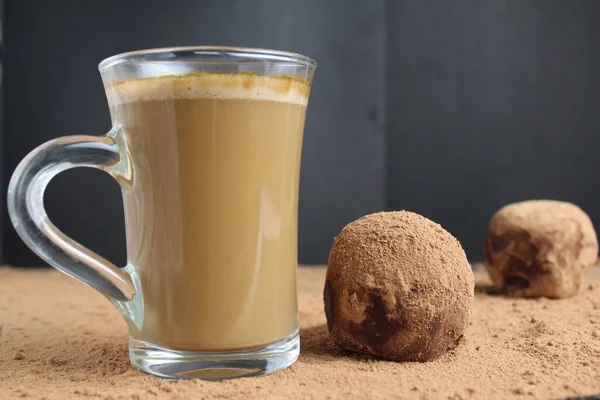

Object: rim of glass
[98,46,317,72]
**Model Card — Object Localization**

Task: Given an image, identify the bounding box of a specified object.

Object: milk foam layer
[105,72,310,107]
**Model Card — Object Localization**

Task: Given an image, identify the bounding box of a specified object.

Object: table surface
[0,266,599,400]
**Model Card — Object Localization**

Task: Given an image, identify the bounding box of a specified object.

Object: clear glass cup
[7,47,316,380]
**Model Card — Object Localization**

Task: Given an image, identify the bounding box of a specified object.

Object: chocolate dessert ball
[324,211,474,362]
[485,200,598,299]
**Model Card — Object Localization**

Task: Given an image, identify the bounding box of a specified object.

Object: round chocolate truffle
[485,200,598,299]
[324,211,474,362]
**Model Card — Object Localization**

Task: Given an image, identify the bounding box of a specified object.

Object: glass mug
[7,47,316,379]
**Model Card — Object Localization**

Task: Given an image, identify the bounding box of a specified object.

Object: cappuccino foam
[105,72,311,107]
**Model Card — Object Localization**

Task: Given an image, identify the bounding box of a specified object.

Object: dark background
[2,0,600,266]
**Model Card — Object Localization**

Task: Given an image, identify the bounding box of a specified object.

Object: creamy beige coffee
[106,73,309,351]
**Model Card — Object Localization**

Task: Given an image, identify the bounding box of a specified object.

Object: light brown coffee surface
[107,73,308,350]
[0,266,599,399]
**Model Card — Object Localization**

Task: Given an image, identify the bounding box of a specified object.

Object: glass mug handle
[7,126,135,301]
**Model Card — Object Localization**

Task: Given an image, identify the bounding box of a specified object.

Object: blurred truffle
[324,211,474,362]
[485,200,598,298]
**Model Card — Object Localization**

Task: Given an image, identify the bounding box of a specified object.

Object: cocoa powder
[0,266,599,399]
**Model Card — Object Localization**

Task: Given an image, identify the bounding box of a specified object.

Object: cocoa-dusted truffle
[485,200,598,299]
[324,211,474,362]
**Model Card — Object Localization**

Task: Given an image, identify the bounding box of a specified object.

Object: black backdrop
[3,0,600,266]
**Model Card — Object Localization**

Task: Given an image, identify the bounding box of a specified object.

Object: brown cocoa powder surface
[485,200,599,299]
[0,265,599,400]
[326,211,474,362]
